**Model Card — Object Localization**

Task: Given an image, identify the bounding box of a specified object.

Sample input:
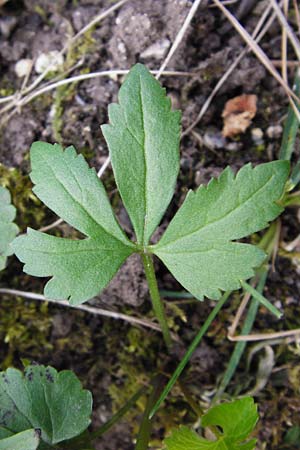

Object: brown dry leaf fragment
[222,94,257,138]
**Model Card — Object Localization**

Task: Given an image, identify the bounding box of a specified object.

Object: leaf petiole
[141,253,172,349]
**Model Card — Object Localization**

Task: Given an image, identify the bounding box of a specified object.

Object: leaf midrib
[138,73,148,245]
[22,244,129,256]
[156,173,275,249]
[122,75,148,245]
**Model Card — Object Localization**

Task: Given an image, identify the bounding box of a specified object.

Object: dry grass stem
[227,290,252,337]
[272,59,300,67]
[213,0,300,122]
[156,0,204,79]
[182,1,276,137]
[0,288,180,339]
[20,0,130,97]
[0,70,194,124]
[293,0,300,33]
[228,271,300,342]
[228,328,300,342]
[281,0,289,83]
[271,0,300,61]
[38,218,64,233]
[97,155,111,177]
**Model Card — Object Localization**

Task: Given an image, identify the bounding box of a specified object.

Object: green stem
[90,385,147,440]
[135,375,165,450]
[279,67,300,161]
[213,271,268,402]
[149,291,231,419]
[141,253,172,349]
[239,280,282,318]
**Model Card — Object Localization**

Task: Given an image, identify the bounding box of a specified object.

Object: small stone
[203,129,226,150]
[72,10,83,32]
[225,141,243,152]
[0,16,17,38]
[34,50,64,74]
[140,39,170,60]
[274,300,282,310]
[266,125,283,139]
[251,127,264,145]
[117,40,126,54]
[15,59,33,78]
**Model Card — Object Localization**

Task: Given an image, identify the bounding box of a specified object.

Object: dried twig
[271,0,300,61]
[182,1,277,137]
[156,0,204,79]
[213,0,300,122]
[0,70,194,124]
[281,0,289,83]
[227,275,300,343]
[0,288,179,340]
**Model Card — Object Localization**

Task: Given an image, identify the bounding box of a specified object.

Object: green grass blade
[279,67,300,161]
[135,376,165,450]
[214,271,268,401]
[290,161,300,188]
[149,292,231,419]
[159,290,194,299]
[240,280,282,318]
[90,385,147,440]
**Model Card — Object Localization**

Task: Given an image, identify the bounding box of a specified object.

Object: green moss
[51,26,97,143]
[0,298,52,369]
[0,87,14,97]
[33,5,48,21]
[105,321,186,435]
[52,83,77,144]
[65,29,96,70]
[0,164,48,231]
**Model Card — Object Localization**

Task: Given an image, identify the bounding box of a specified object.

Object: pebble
[0,16,17,38]
[225,141,243,152]
[140,38,170,60]
[266,125,283,139]
[203,129,226,150]
[251,127,264,145]
[15,59,33,78]
[34,51,64,74]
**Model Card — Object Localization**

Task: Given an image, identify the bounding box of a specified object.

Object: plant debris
[222,94,257,138]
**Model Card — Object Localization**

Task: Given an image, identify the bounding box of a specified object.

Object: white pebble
[35,51,64,74]
[251,127,264,145]
[266,125,283,139]
[141,39,170,60]
[15,59,33,78]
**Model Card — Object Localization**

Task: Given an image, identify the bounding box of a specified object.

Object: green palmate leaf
[153,161,289,300]
[0,429,40,450]
[101,63,181,245]
[164,397,258,450]
[0,365,92,445]
[12,142,135,305]
[164,427,207,450]
[0,186,18,271]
